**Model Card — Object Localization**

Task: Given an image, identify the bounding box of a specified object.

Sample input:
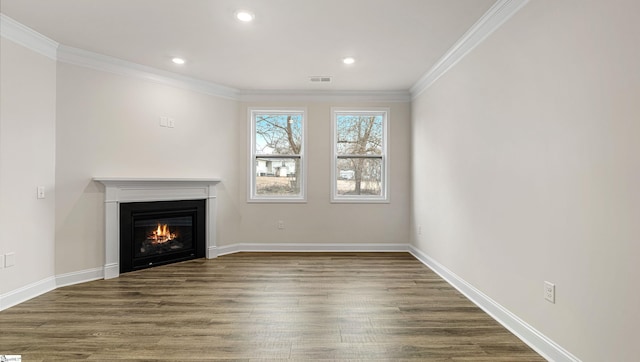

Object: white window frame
[248,108,307,203]
[331,107,389,203]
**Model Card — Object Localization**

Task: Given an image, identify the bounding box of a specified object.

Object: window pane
[336,158,382,196]
[255,158,301,196]
[336,114,383,155]
[255,114,302,155]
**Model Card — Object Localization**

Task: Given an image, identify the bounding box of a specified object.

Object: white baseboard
[216,243,242,256]
[1,267,105,311]
[104,263,119,279]
[0,242,580,362]
[216,243,409,256]
[206,245,218,259]
[0,276,56,311]
[0,244,407,311]
[55,267,104,288]
[408,245,580,362]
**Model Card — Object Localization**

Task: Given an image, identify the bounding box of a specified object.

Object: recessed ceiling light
[236,10,255,22]
[172,57,185,65]
[343,57,356,65]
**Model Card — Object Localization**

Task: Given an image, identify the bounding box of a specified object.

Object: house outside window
[249,109,306,202]
[331,108,389,203]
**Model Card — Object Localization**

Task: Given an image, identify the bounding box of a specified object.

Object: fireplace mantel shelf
[94,177,221,279]
[93,177,221,203]
[93,177,221,183]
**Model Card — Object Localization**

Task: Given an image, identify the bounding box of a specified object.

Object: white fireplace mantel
[94,177,221,279]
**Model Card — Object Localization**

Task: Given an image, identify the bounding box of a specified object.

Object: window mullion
[336,155,383,159]
[255,154,301,159]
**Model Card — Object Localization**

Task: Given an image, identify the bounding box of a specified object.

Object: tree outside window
[332,109,388,202]
[250,110,305,202]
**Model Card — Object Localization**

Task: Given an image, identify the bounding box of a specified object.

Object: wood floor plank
[0,252,545,360]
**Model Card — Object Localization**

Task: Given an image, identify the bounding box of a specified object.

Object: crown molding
[57,45,240,100]
[56,45,408,103]
[410,0,530,99]
[4,6,526,104]
[239,89,411,103]
[0,14,240,101]
[0,13,58,60]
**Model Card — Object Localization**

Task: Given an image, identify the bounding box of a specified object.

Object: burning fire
[148,223,177,244]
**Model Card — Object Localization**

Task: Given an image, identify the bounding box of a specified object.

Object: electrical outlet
[168,118,175,128]
[544,281,555,303]
[277,220,285,230]
[37,186,45,199]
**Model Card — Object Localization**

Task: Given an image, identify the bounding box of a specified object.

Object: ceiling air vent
[309,76,332,83]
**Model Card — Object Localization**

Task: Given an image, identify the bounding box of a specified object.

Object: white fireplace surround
[94,177,221,279]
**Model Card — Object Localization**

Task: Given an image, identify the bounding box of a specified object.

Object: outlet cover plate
[544,281,555,303]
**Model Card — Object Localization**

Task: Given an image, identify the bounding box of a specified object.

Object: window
[331,108,389,203]
[249,109,306,202]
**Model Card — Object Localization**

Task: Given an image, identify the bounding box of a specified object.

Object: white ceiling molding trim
[0,13,58,60]
[410,0,529,99]
[56,45,409,103]
[57,45,241,101]
[239,90,411,103]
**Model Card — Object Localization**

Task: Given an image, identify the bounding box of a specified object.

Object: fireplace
[120,200,205,273]
[94,178,220,279]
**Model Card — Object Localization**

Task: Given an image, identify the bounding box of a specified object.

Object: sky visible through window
[255,113,303,155]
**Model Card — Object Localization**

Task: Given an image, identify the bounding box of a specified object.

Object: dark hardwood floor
[0,252,545,361]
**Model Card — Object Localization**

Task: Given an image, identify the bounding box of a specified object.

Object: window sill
[248,197,307,204]
[330,197,389,204]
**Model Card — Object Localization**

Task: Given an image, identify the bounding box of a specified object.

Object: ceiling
[0,0,495,92]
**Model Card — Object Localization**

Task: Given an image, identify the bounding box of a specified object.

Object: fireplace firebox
[120,199,205,273]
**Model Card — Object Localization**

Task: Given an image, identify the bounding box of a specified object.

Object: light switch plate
[5,252,16,268]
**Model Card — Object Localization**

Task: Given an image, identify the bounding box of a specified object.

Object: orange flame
[149,223,177,244]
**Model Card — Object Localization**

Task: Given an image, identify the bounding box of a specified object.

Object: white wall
[411,1,640,361]
[238,101,411,246]
[53,60,412,277]
[55,63,242,274]
[0,37,57,294]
